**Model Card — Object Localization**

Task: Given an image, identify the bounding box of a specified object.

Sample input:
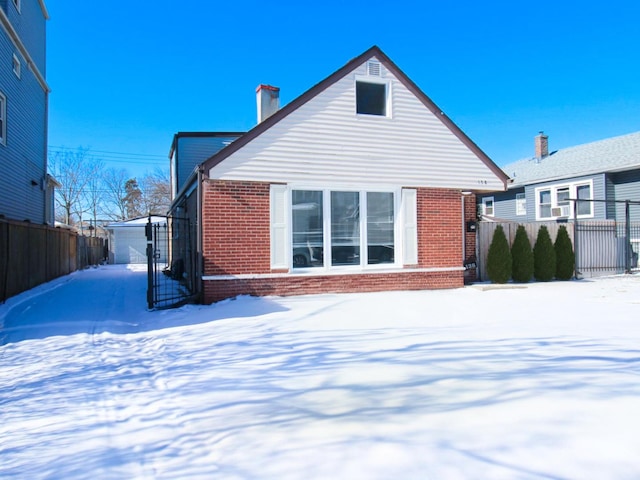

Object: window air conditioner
[551,205,570,217]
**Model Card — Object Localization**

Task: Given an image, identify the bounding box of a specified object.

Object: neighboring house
[169,46,508,303]
[479,131,640,223]
[0,0,56,224]
[169,132,244,200]
[107,216,167,264]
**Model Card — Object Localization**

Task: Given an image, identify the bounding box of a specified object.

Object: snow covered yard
[1,266,640,479]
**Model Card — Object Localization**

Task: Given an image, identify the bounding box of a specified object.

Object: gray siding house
[479,131,640,223]
[0,0,55,224]
[169,132,244,199]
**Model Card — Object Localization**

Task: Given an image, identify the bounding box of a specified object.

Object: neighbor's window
[356,81,387,116]
[291,189,397,269]
[0,92,6,146]
[538,189,552,218]
[576,184,592,216]
[12,0,20,12]
[536,181,594,220]
[516,193,526,216]
[483,197,494,216]
[12,54,20,79]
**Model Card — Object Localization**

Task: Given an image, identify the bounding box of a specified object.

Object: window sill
[203,266,465,281]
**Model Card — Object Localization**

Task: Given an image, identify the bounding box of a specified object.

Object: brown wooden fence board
[0,218,105,302]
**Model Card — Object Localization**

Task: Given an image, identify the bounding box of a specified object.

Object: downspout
[196,166,204,301]
[461,194,466,261]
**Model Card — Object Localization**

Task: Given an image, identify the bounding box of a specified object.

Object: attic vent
[367,61,381,76]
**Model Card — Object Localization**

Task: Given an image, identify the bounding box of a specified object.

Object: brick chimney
[256,84,280,123]
[535,131,549,160]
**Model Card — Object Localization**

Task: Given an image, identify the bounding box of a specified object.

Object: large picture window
[292,190,324,268]
[367,192,394,264]
[291,189,397,269]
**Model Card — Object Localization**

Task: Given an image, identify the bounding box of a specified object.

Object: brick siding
[201,180,471,303]
[204,270,463,303]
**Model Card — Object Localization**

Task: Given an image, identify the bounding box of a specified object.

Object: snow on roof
[505,130,640,187]
[106,216,167,228]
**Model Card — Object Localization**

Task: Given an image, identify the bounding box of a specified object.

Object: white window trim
[12,54,21,79]
[534,180,594,220]
[515,193,526,216]
[482,196,494,216]
[281,185,407,272]
[0,92,6,146]
[354,75,392,119]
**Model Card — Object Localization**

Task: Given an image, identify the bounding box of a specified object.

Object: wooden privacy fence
[0,218,105,303]
[477,219,640,281]
[477,221,574,282]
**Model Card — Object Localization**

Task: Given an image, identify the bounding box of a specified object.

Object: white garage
[107,216,168,264]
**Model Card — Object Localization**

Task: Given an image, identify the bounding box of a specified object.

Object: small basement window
[356,81,387,116]
[12,54,20,79]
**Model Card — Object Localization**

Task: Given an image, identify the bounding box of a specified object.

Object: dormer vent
[367,60,381,76]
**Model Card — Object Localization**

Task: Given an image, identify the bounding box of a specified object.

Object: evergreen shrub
[533,225,556,281]
[511,225,534,283]
[555,225,575,280]
[486,225,512,283]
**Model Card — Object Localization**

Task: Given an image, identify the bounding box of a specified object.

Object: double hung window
[535,181,593,220]
[516,193,526,216]
[482,197,494,216]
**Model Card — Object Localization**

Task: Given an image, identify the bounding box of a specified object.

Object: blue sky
[46,1,640,178]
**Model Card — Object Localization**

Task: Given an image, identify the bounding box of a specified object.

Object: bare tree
[102,168,130,221]
[140,168,171,215]
[49,148,102,226]
[81,158,105,235]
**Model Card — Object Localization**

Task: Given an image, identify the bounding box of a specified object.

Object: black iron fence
[477,198,640,280]
[146,215,197,309]
[573,199,640,276]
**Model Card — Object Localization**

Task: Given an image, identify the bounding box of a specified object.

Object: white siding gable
[209,56,504,191]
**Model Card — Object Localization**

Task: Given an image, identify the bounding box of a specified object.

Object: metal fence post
[573,199,579,278]
[625,200,631,273]
[146,215,154,309]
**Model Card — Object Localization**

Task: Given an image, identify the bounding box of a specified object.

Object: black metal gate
[574,199,640,277]
[146,215,197,309]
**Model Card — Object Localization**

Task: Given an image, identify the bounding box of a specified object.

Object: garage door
[114,228,148,264]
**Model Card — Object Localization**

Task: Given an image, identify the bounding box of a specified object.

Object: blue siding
[0,3,47,223]
[482,174,608,222]
[174,135,242,193]
[3,0,46,73]
[611,170,640,222]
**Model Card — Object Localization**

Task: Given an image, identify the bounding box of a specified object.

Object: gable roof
[505,131,640,187]
[201,46,508,188]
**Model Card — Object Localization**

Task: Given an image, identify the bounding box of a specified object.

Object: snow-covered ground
[1,265,639,479]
